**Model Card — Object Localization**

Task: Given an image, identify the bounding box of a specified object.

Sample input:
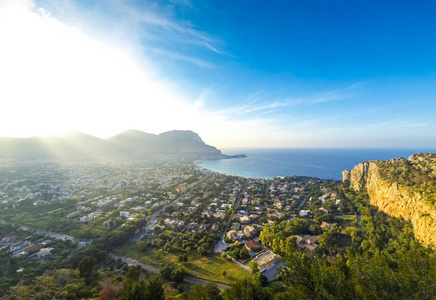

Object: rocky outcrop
[343,154,436,248]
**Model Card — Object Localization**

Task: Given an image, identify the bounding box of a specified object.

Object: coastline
[195,148,436,181]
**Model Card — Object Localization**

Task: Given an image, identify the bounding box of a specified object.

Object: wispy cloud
[216,83,359,117]
[362,120,431,128]
[109,1,229,58]
[144,46,214,68]
[36,0,229,68]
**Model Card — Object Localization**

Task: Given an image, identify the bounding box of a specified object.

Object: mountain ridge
[0,130,233,161]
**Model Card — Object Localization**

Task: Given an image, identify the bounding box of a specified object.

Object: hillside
[343,153,436,248]
[0,130,224,161]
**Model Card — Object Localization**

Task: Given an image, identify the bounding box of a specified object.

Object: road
[214,233,230,253]
[110,254,230,290]
[296,197,307,212]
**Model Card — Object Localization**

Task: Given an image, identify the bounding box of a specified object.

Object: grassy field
[114,242,251,284]
[337,215,357,227]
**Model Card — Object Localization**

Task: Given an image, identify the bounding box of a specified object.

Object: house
[0,235,16,246]
[240,216,250,224]
[210,224,219,233]
[253,251,281,271]
[36,247,54,259]
[120,211,130,218]
[321,222,335,229]
[67,211,81,219]
[245,240,261,252]
[319,207,329,214]
[295,235,319,251]
[127,213,139,221]
[227,230,239,241]
[21,242,45,255]
[184,222,207,232]
[299,210,311,217]
[244,225,257,237]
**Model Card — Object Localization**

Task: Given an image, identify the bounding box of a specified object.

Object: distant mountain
[0,130,227,161]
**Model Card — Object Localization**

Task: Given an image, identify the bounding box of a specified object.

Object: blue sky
[1,0,435,148]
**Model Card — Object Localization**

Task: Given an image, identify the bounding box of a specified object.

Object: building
[21,242,45,255]
[253,251,281,272]
[36,247,54,259]
[299,210,311,217]
[295,235,319,251]
[240,216,250,224]
[227,230,239,241]
[321,222,335,229]
[245,240,261,252]
[244,225,257,237]
[0,235,16,246]
[120,211,130,218]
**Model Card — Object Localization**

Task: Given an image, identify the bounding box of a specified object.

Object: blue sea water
[197,148,436,180]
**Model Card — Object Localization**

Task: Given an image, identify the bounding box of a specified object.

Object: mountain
[343,153,436,248]
[156,130,222,155]
[0,130,225,160]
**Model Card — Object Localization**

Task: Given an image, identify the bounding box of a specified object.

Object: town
[0,158,359,297]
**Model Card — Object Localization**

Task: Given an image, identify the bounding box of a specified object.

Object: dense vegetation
[273,186,436,299]
[377,153,436,205]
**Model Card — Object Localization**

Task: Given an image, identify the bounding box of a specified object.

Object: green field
[336,215,357,227]
[114,242,251,284]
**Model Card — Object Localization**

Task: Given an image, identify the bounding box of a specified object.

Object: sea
[197,148,436,180]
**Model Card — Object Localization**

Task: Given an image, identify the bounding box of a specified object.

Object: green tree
[249,261,259,273]
[190,283,223,300]
[145,277,164,300]
[252,272,267,287]
[222,279,271,300]
[78,256,97,286]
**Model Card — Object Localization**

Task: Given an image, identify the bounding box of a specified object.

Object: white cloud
[0,0,281,148]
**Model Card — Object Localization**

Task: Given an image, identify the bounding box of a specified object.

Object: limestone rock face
[344,154,436,248]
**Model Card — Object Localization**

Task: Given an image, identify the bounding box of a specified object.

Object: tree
[99,282,116,300]
[160,266,185,282]
[222,279,272,300]
[252,272,268,287]
[249,261,259,273]
[145,276,164,300]
[190,283,223,300]
[137,241,147,252]
[198,246,208,256]
[221,270,227,277]
[78,256,97,286]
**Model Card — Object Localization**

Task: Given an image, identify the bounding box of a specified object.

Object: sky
[0,0,435,148]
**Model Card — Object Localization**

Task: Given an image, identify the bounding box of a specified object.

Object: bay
[197,148,436,180]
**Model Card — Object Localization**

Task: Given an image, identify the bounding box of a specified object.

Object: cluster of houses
[226,224,258,241]
[0,235,54,259]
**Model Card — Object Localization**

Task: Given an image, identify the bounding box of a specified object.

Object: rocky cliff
[343,153,436,248]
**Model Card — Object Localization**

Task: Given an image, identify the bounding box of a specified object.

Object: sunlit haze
[1,0,435,148]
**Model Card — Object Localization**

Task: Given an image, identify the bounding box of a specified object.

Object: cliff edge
[343,153,436,248]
